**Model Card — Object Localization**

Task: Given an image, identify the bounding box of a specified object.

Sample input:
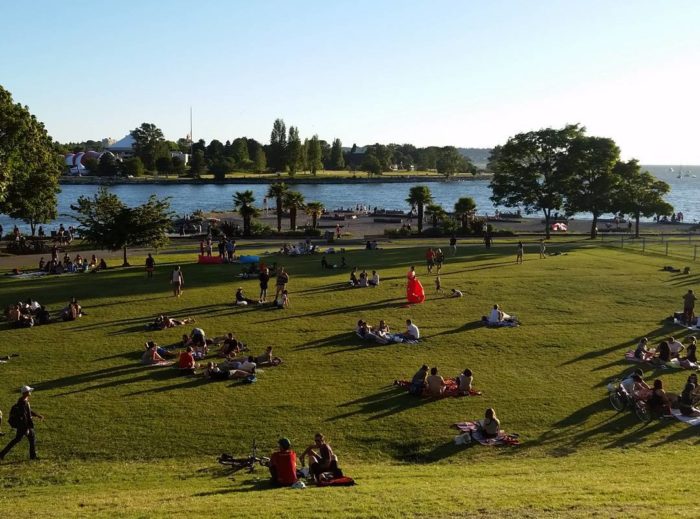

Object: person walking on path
[516,241,524,264]
[145,253,155,279]
[171,266,184,297]
[0,386,44,461]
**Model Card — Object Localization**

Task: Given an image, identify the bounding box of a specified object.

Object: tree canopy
[130,123,167,171]
[233,190,258,237]
[71,188,173,266]
[406,185,433,233]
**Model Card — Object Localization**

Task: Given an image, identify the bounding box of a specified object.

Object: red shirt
[179,351,195,369]
[270,450,298,486]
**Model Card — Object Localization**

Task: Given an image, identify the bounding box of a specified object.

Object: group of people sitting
[349,268,379,288]
[633,336,697,369]
[280,240,317,256]
[482,304,519,327]
[364,240,380,250]
[5,299,48,328]
[355,318,420,344]
[397,365,476,398]
[618,369,700,417]
[39,254,107,275]
[268,433,343,487]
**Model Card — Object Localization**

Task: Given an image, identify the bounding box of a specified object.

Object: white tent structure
[107,134,136,156]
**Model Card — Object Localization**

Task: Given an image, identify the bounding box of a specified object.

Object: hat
[20,385,34,394]
[278,437,291,449]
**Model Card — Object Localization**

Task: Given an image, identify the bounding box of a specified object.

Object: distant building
[107,134,136,158]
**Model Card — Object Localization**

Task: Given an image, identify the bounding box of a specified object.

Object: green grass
[0,240,698,517]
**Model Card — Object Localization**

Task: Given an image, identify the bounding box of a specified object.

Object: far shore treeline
[0,84,673,241]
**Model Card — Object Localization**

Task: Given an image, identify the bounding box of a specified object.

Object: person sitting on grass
[218,333,243,358]
[275,290,290,309]
[141,342,169,365]
[647,379,673,417]
[456,368,474,396]
[300,433,342,482]
[652,341,672,366]
[450,288,463,298]
[178,346,196,375]
[269,438,298,487]
[235,288,257,306]
[407,365,429,396]
[368,270,379,287]
[375,320,391,341]
[358,270,368,287]
[678,382,700,417]
[634,337,655,361]
[61,298,83,321]
[398,319,420,341]
[620,369,651,399]
[680,336,698,369]
[667,336,685,358]
[145,340,177,360]
[486,304,515,325]
[426,367,446,397]
[356,319,374,339]
[255,346,282,367]
[349,268,359,287]
[478,408,501,439]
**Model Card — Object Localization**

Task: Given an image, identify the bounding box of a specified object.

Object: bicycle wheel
[634,401,652,423]
[609,390,626,411]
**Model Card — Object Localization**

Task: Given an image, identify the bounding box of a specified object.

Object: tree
[231,137,249,165]
[189,149,206,178]
[283,190,305,230]
[3,167,60,236]
[406,185,433,233]
[0,86,61,203]
[613,160,673,238]
[489,124,585,238]
[171,156,186,176]
[71,187,173,266]
[205,139,225,163]
[98,153,120,177]
[155,155,173,177]
[269,118,287,171]
[363,155,382,176]
[425,204,446,229]
[286,126,302,176]
[330,138,345,169]
[436,146,476,177]
[209,157,234,180]
[130,123,166,171]
[305,201,325,229]
[307,135,322,175]
[454,197,477,233]
[562,136,621,238]
[267,182,289,232]
[253,146,267,173]
[233,190,259,237]
[82,157,99,175]
[121,157,145,177]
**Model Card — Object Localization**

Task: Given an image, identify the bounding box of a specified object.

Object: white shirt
[239,361,256,373]
[406,323,420,339]
[452,290,463,298]
[668,340,684,355]
[371,274,379,285]
[172,270,182,283]
[489,309,502,323]
[620,376,637,395]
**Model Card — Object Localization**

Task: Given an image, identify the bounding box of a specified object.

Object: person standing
[449,235,457,255]
[171,266,184,297]
[259,267,270,303]
[683,289,697,324]
[539,239,546,259]
[0,386,44,460]
[335,224,341,240]
[516,241,524,264]
[145,253,155,279]
[274,267,289,301]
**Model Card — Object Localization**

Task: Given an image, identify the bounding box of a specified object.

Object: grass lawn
[0,239,698,518]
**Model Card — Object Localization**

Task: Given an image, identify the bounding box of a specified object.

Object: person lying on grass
[144,341,177,359]
[255,346,282,367]
[634,337,655,361]
[141,342,172,365]
[203,362,255,381]
[478,408,501,439]
[151,314,195,330]
[300,433,342,482]
[450,288,463,298]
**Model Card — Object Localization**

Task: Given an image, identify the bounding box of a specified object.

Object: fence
[600,232,700,262]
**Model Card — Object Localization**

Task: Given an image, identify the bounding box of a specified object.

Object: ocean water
[1,165,698,234]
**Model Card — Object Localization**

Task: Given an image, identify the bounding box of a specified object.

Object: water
[1,165,698,234]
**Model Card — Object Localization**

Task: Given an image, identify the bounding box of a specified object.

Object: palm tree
[305,201,325,229]
[454,197,477,232]
[425,204,446,229]
[233,190,259,237]
[283,191,305,230]
[266,182,288,232]
[406,185,433,233]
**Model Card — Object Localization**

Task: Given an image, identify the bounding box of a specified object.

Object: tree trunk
[590,214,598,239]
[30,221,36,236]
[312,214,318,229]
[417,204,424,233]
[290,209,296,230]
[544,209,551,239]
[461,215,467,233]
[244,217,251,237]
[122,246,130,267]
[635,213,640,239]
[276,200,282,232]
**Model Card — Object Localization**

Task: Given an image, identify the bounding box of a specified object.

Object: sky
[2,0,699,163]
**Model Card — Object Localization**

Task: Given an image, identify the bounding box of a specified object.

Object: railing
[600,232,700,261]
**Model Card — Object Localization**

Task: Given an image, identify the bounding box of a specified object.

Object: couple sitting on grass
[396,365,478,397]
[482,304,518,327]
[269,433,344,487]
[349,268,379,288]
[634,336,697,369]
[356,319,419,344]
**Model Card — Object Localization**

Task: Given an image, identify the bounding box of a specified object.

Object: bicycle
[607,379,652,422]
[217,440,270,474]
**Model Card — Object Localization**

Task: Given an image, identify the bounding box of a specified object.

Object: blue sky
[2,0,699,163]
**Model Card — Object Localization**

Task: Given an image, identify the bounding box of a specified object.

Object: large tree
[406,185,433,233]
[283,190,305,230]
[98,153,121,177]
[286,126,302,176]
[307,135,323,175]
[233,190,258,237]
[613,160,673,238]
[454,197,477,233]
[0,85,62,209]
[130,123,166,171]
[253,145,267,173]
[330,138,345,169]
[425,203,447,229]
[436,146,476,177]
[189,149,206,178]
[305,201,325,229]
[489,124,584,238]
[562,136,621,238]
[269,118,287,172]
[71,188,173,266]
[266,182,289,232]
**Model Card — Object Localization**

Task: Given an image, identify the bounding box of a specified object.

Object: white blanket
[671,408,700,426]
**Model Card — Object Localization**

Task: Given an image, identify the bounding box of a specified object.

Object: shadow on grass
[388,439,465,463]
[328,386,438,422]
[428,320,484,338]
[256,297,406,324]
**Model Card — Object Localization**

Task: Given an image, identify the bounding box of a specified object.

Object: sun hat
[20,385,34,394]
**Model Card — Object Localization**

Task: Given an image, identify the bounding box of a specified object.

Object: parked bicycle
[217,440,270,474]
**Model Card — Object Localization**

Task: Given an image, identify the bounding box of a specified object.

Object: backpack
[8,402,25,429]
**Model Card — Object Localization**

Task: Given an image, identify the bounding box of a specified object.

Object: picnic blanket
[670,408,700,426]
[453,422,520,446]
[316,476,356,487]
[624,351,695,370]
[672,317,700,331]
